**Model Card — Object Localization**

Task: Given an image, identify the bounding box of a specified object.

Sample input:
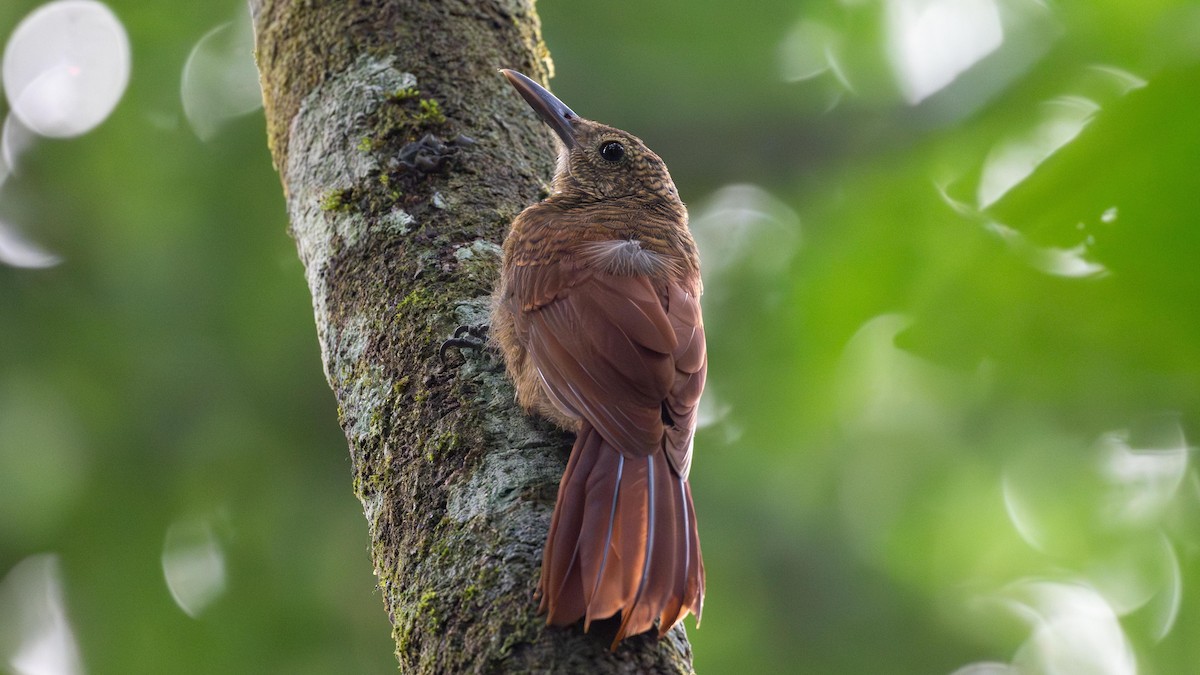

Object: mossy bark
[249,1,697,672]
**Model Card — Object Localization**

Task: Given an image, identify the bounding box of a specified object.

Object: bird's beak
[501,69,579,149]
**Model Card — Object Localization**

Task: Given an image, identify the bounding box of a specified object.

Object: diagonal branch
[250,1,697,670]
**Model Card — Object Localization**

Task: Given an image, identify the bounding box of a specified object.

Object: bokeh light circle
[2,0,131,138]
[180,11,263,141]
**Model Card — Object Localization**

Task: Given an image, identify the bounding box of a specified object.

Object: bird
[492,69,706,648]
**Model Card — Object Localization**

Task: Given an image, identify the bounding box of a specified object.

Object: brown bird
[492,70,706,647]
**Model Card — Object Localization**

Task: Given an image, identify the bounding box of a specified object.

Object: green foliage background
[2,0,1198,672]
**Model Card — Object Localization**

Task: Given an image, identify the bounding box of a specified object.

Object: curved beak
[501,69,578,149]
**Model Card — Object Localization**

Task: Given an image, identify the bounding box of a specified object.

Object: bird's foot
[439,324,492,364]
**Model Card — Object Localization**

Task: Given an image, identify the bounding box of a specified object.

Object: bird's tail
[537,422,704,648]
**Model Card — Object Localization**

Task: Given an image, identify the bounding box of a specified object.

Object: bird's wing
[661,281,706,479]
[508,259,706,476]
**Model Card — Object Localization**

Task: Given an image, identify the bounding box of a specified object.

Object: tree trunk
[249,1,697,671]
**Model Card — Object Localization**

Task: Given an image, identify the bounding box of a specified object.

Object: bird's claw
[439,324,490,364]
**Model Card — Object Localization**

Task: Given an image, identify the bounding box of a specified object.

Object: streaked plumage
[492,70,706,647]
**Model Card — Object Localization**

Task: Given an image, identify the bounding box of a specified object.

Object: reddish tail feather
[537,423,704,648]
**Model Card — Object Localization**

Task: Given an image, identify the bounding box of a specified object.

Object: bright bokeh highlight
[2,0,129,138]
[180,5,262,141]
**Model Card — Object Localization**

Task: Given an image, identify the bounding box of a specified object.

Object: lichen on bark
[251,1,697,671]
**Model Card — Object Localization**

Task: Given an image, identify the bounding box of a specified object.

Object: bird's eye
[599,141,625,162]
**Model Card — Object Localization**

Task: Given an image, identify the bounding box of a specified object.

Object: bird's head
[502,69,680,208]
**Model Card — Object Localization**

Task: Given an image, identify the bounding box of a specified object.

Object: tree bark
[249,1,697,672]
